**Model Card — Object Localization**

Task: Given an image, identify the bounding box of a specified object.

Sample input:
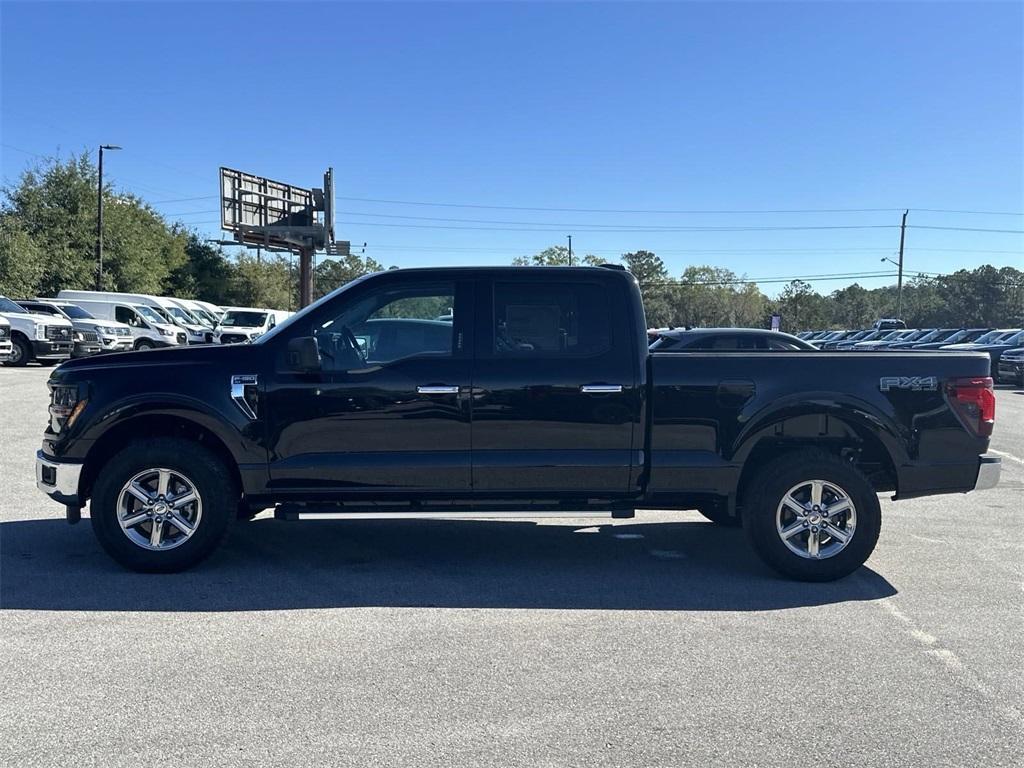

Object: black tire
[135,339,156,351]
[742,450,881,581]
[3,335,31,367]
[90,438,237,572]
[697,502,742,527]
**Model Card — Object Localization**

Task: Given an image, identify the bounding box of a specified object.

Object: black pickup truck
[36,266,1000,580]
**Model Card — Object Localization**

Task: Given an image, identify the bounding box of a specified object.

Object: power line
[907,225,1024,234]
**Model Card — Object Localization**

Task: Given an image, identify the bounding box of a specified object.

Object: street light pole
[567,234,572,266]
[95,144,121,290]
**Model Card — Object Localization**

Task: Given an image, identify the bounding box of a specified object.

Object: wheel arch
[732,404,903,506]
[79,411,244,503]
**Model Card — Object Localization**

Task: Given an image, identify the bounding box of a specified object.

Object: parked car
[0,294,73,366]
[649,327,816,351]
[67,299,187,349]
[57,290,208,344]
[943,329,1024,381]
[16,299,134,356]
[36,266,999,581]
[912,328,991,350]
[851,329,920,350]
[807,330,852,347]
[997,347,1024,387]
[873,318,907,330]
[889,328,959,350]
[0,315,12,362]
[833,330,890,350]
[213,307,289,344]
[820,329,871,350]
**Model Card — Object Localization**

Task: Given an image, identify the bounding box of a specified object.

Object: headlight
[48,382,88,434]
[159,327,174,337]
[35,323,46,340]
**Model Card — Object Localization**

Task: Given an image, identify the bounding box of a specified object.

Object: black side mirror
[287,336,321,372]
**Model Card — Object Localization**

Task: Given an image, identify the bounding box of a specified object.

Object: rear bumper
[974,455,1001,491]
[35,450,83,506]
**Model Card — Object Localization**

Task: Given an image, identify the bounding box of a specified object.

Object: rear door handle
[580,384,623,394]
[417,385,460,395]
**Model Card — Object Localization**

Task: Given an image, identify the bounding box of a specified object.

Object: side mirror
[287,336,321,372]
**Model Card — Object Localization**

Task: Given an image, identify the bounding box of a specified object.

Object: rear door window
[492,281,610,356]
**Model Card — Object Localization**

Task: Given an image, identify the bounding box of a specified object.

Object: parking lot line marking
[989,448,1024,465]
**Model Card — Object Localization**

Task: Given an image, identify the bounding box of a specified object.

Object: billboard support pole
[299,244,314,308]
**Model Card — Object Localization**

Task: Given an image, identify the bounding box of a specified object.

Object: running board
[277,509,620,521]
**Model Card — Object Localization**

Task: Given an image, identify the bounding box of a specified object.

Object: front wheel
[135,339,156,351]
[3,336,31,367]
[90,438,237,572]
[742,450,881,581]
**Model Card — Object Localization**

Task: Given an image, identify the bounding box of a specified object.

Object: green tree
[2,153,186,296]
[165,233,235,304]
[314,252,386,299]
[775,279,829,332]
[513,245,602,266]
[227,253,294,310]
[0,215,45,297]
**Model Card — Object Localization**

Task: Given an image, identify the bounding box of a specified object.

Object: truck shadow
[0,516,896,612]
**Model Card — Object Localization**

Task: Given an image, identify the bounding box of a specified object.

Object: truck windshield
[60,304,94,319]
[0,297,29,313]
[221,311,267,328]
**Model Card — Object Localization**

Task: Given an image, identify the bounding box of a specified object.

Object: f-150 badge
[879,376,938,392]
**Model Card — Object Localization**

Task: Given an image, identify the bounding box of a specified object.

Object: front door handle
[417,385,460,395]
[580,384,623,394]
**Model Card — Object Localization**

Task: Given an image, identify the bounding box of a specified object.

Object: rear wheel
[3,335,31,367]
[90,438,237,572]
[742,450,881,581]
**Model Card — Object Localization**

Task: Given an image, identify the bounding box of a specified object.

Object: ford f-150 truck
[35,266,1000,580]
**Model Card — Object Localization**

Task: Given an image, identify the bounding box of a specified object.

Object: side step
[275,503,635,522]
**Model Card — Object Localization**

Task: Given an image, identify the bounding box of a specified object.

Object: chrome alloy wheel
[116,468,203,551]
[775,479,857,560]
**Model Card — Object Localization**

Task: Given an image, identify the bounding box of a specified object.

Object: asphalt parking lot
[1,365,1022,767]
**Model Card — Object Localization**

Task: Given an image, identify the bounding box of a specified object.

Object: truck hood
[54,341,259,374]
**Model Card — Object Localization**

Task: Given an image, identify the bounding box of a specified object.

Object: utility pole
[95,144,121,290]
[567,235,573,266]
[896,209,908,319]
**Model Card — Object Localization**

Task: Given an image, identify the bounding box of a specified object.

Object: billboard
[219,167,320,250]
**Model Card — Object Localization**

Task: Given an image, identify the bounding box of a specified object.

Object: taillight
[947,377,995,437]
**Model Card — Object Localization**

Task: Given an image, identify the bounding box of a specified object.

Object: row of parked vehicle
[796,325,1024,384]
[0,290,291,367]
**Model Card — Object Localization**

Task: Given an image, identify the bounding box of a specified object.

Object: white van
[57,290,208,344]
[213,307,290,344]
[69,299,187,349]
[165,298,219,329]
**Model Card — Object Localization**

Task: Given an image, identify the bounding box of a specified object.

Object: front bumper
[31,340,73,360]
[99,337,134,353]
[73,342,103,358]
[36,450,83,506]
[974,456,1001,491]
[997,360,1023,382]
[0,340,11,361]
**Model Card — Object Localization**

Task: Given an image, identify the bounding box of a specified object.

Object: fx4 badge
[879,375,938,392]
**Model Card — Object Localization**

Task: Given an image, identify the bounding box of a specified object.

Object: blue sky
[2,1,1021,294]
